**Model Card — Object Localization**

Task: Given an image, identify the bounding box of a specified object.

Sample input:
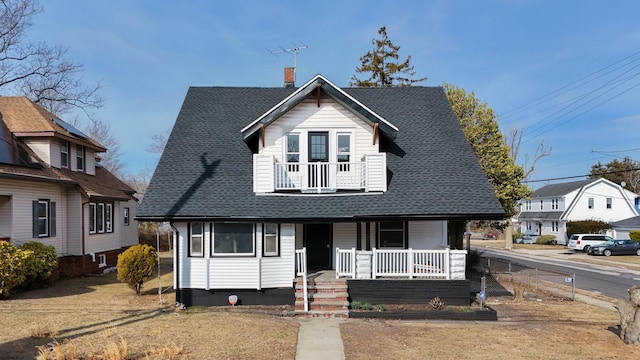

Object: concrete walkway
[296,318,346,360]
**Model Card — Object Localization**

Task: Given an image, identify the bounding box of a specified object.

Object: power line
[524,167,640,183]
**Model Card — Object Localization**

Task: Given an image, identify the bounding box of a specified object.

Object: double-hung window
[378,221,406,248]
[263,223,279,257]
[606,198,612,209]
[32,200,55,238]
[124,207,130,226]
[189,222,204,257]
[336,133,351,172]
[89,202,114,234]
[552,222,559,232]
[76,144,84,171]
[60,140,68,168]
[588,198,594,209]
[286,133,299,172]
[212,223,254,256]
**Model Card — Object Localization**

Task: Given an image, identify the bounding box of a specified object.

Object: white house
[136,74,505,311]
[0,97,138,275]
[517,178,640,244]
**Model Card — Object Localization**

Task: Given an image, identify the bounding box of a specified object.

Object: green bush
[512,231,524,242]
[0,242,29,298]
[349,300,362,310]
[361,303,373,311]
[20,242,58,289]
[629,230,640,242]
[117,244,157,296]
[536,234,557,245]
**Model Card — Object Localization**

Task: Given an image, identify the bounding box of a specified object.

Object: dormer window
[76,144,84,171]
[286,133,299,171]
[337,133,351,171]
[60,140,68,168]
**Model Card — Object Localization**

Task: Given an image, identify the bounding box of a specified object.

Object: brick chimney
[284,67,295,88]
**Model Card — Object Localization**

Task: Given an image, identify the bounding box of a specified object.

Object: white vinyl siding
[119,200,138,247]
[260,98,378,164]
[86,149,96,175]
[333,223,357,268]
[175,222,295,290]
[23,138,52,165]
[0,178,65,254]
[408,221,447,249]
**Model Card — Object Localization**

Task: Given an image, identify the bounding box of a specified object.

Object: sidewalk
[295,318,346,360]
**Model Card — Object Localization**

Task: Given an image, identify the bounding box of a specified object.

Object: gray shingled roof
[137,84,505,222]
[517,211,564,220]
[610,216,640,228]
[532,179,595,198]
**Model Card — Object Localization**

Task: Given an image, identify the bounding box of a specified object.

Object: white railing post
[372,248,377,279]
[335,247,341,279]
[295,248,308,312]
[350,248,356,279]
[408,248,414,279]
[445,247,451,280]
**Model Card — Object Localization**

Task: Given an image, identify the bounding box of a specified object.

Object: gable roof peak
[240,74,399,143]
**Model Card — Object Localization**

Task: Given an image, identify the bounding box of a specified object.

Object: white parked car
[567,234,612,252]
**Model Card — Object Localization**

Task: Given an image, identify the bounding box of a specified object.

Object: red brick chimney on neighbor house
[284,67,295,88]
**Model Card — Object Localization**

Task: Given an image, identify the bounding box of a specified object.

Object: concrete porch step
[295,300,349,312]
[295,292,349,301]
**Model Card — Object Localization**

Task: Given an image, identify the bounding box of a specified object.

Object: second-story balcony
[253,153,387,194]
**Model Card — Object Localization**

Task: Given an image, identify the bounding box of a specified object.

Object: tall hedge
[629,230,640,242]
[566,220,609,238]
[117,244,157,296]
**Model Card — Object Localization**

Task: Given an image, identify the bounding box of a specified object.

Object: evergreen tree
[350,26,426,87]
[589,157,640,193]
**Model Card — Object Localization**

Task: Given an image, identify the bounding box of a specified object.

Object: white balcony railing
[275,161,365,192]
[253,153,387,193]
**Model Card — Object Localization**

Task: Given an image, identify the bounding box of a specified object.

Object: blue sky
[25,1,640,188]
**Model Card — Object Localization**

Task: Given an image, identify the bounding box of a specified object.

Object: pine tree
[350,26,426,87]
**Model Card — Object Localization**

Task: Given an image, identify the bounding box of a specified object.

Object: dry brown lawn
[0,253,298,359]
[342,289,640,360]
[3,251,640,359]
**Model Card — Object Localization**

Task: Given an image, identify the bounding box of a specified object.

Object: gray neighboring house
[137,74,504,308]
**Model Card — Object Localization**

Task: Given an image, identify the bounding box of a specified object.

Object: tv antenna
[267,41,308,74]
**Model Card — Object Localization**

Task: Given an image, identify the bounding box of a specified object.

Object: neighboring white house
[516,178,640,244]
[136,73,505,309]
[0,97,138,275]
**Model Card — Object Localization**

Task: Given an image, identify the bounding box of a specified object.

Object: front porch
[294,247,470,315]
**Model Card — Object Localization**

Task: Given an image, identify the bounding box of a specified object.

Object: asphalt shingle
[137,84,505,221]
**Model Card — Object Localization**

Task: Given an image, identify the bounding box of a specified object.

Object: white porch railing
[295,248,308,312]
[335,247,356,279]
[335,248,451,280]
[275,161,366,192]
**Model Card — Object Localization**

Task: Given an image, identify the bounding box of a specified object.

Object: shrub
[361,303,373,311]
[0,242,29,298]
[629,230,640,242]
[375,304,385,312]
[566,220,609,238]
[349,300,361,310]
[512,231,524,242]
[20,242,58,289]
[536,234,557,245]
[117,244,157,296]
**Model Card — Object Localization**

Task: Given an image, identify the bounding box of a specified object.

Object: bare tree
[507,128,552,180]
[82,120,125,177]
[147,129,170,154]
[0,0,102,117]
